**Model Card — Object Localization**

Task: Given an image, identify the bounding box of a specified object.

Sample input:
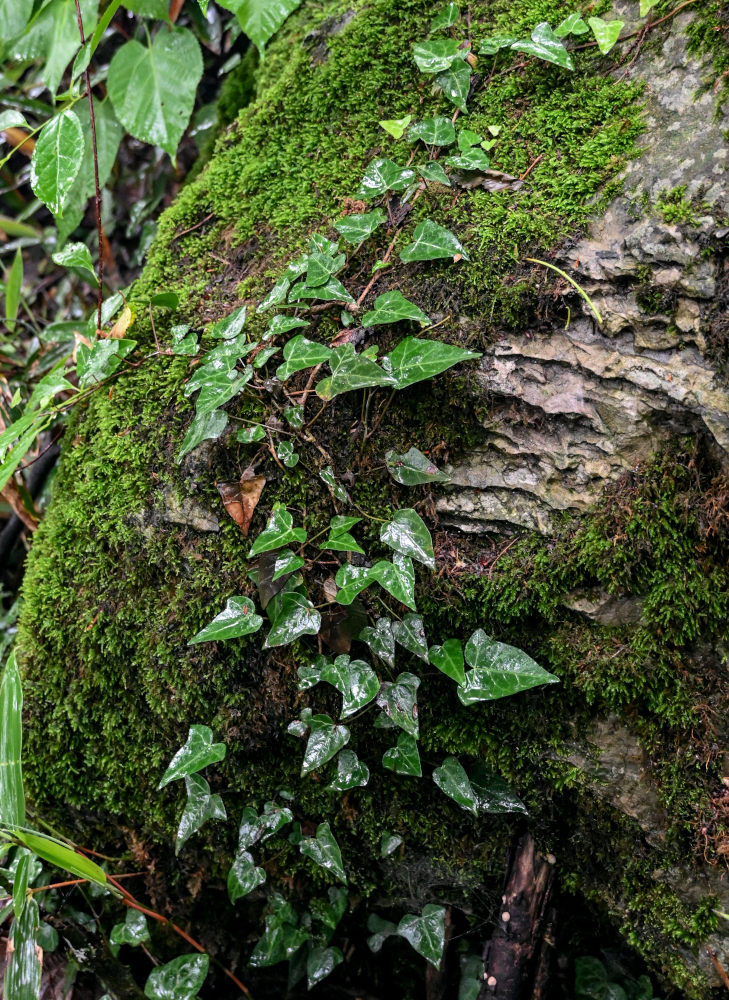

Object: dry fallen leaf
[450,169,524,192]
[108,304,135,339]
[216,474,266,536]
[1,480,38,531]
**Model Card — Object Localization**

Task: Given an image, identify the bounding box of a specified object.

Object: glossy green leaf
[184,360,231,394]
[446,148,491,172]
[479,34,517,54]
[27,370,75,410]
[379,115,413,139]
[177,408,228,463]
[258,275,292,312]
[459,954,484,1000]
[431,3,460,30]
[418,162,451,186]
[370,554,417,610]
[275,336,332,382]
[386,447,451,485]
[399,221,470,264]
[640,0,658,15]
[360,618,395,668]
[392,614,429,661]
[208,305,246,340]
[469,763,527,814]
[307,946,344,989]
[76,338,137,388]
[333,564,374,605]
[273,550,306,580]
[289,275,354,304]
[367,913,399,952]
[12,851,30,918]
[587,16,624,53]
[250,504,307,556]
[398,904,446,967]
[4,249,22,333]
[277,440,299,468]
[110,909,150,949]
[408,116,456,146]
[202,333,253,365]
[5,893,40,1000]
[30,109,83,216]
[429,638,465,683]
[381,510,435,569]
[228,849,266,902]
[108,28,202,158]
[324,516,364,554]
[385,336,479,388]
[0,418,49,494]
[175,773,226,854]
[283,404,304,429]
[17,832,107,887]
[265,314,309,337]
[328,748,370,791]
[299,822,347,882]
[334,209,387,247]
[171,324,198,356]
[511,22,574,69]
[0,111,28,132]
[266,592,321,647]
[381,832,403,857]
[356,158,417,200]
[555,12,589,35]
[144,953,209,1000]
[0,652,24,829]
[218,0,303,54]
[189,597,263,644]
[436,59,471,112]
[362,290,430,328]
[458,629,559,704]
[236,802,293,850]
[432,756,478,814]
[326,654,379,717]
[12,0,96,97]
[196,367,251,416]
[413,39,465,73]
[237,423,266,444]
[249,905,306,967]
[317,343,396,400]
[300,713,350,775]
[36,921,58,953]
[158,725,226,788]
[305,251,345,288]
[377,672,420,737]
[320,466,349,503]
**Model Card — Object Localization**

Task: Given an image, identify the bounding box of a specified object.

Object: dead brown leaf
[1,479,38,531]
[450,169,524,192]
[216,473,266,536]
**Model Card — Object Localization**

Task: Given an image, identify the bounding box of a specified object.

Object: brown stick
[707,948,729,993]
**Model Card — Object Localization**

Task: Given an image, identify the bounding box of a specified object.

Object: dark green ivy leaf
[429,638,465,683]
[144,953,209,1000]
[300,714,350,775]
[435,59,471,112]
[399,221,470,263]
[356,158,417,200]
[175,773,226,854]
[384,336,480,388]
[189,596,263,644]
[392,614,429,661]
[382,732,422,776]
[228,850,266,902]
[307,946,344,989]
[407,116,456,145]
[413,39,466,73]
[362,290,431,328]
[381,510,435,569]
[385,447,451,485]
[511,22,574,69]
[299,822,347,882]
[328,748,370,791]
[360,617,395,668]
[265,592,321,647]
[158,725,226,788]
[377,672,420,737]
[334,209,387,246]
[397,905,446,968]
[459,629,559,704]
[249,504,307,557]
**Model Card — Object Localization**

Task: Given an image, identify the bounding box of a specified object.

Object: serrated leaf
[144,953,209,1000]
[275,335,332,382]
[458,629,559,704]
[51,241,97,286]
[377,672,420,737]
[266,592,321,647]
[385,336,479,390]
[418,161,451,186]
[30,109,83,215]
[381,832,403,857]
[328,748,370,791]
[436,59,471,112]
[554,12,589,36]
[228,850,266,902]
[316,343,396,400]
[108,28,202,158]
[158,725,226,788]
[398,904,446,967]
[386,447,451,485]
[360,618,395,668]
[334,209,387,247]
[369,554,417,610]
[587,16,624,54]
[5,894,40,1000]
[250,504,307,556]
[177,408,228,462]
[218,0,303,54]
[175,774,226,854]
[399,220,470,263]
[431,3,460,30]
[0,652,25,829]
[367,913,399,952]
[413,39,465,73]
[479,34,517,55]
[432,756,478,814]
[383,731,422,775]
[299,822,347,882]
[189,596,263,644]
[511,22,574,69]
[392,614,429,661]
[381,510,435,569]
[429,638,465,683]
[356,158,417,200]
[110,909,150,949]
[362,290,431,328]
[408,116,456,145]
[300,714,350,775]
[307,946,344,989]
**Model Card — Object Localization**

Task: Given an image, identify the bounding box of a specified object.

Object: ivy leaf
[265,314,309,337]
[469,762,527,814]
[277,439,299,468]
[176,773,226,854]
[5,894,41,1000]
[587,16,624,54]
[273,550,306,580]
[300,822,347,882]
[397,905,446,968]
[316,343,396,400]
[367,913,399,952]
[639,0,658,14]
[429,638,465,683]
[479,35,517,55]
[413,39,465,73]
[435,59,471,113]
[334,209,387,247]
[300,714,350,775]
[177,409,228,462]
[386,447,451,485]
[459,955,485,1000]
[189,596,263,644]
[407,116,456,146]
[237,423,266,444]
[305,251,346,287]
[275,335,332,382]
[377,672,420,737]
[110,909,150,949]
[381,509,435,569]
[51,242,98,286]
[446,148,491,172]
[249,898,306,966]
[381,832,403,857]
[383,732,422,776]
[385,336,479,389]
[249,504,307,556]
[144,954,209,1000]
[369,554,417,610]
[359,617,395,668]
[418,162,451,186]
[555,12,589,35]
[432,756,478,814]
[431,3,460,30]
[228,849,266,902]
[458,629,559,704]
[392,614,429,661]
[399,220,470,263]
[30,109,83,215]
[76,338,137,387]
[219,0,303,54]
[108,28,202,158]
[171,324,198,356]
[324,517,364,553]
[328,748,370,791]
[258,275,292,312]
[356,158,417,200]
[379,115,413,139]
[335,563,375,605]
[511,22,574,70]
[327,654,380,718]
[289,275,354,305]
[0,652,25,828]
[307,946,344,989]
[362,290,431,328]
[265,592,321,647]
[158,725,226,788]
[192,367,251,416]
[320,466,349,503]
[209,304,247,339]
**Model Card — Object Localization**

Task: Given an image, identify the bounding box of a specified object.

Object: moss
[655,184,700,226]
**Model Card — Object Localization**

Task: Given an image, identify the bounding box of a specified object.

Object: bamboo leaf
[17,832,107,887]
[4,893,40,1000]
[4,249,22,333]
[0,652,25,829]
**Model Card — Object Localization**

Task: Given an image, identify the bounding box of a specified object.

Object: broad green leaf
[12,0,97,97]
[0,652,24,829]
[377,672,420,737]
[51,242,97,286]
[469,763,527,814]
[413,39,465,73]
[587,16,625,54]
[177,408,228,463]
[237,423,266,444]
[436,59,471,113]
[306,251,346,288]
[17,832,107,887]
[265,314,309,337]
[236,802,293,850]
[144,953,209,1000]
[382,731,422,775]
[555,12,589,36]
[360,618,395,668]
[249,897,306,966]
[511,23,574,69]
[392,614,429,661]
[418,162,451,186]
[273,550,306,580]
[328,748,370,791]
[310,232,339,255]
[432,756,478,814]
[228,850,266,902]
[459,954,484,1000]
[479,34,517,55]
[13,851,30,918]
[175,773,226,854]
[639,0,658,15]
[0,112,27,132]
[367,913,399,952]
[0,412,41,460]
[218,0,303,54]
[431,3,460,30]
[385,336,479,388]
[446,148,491,172]
[4,248,22,333]
[334,209,386,247]
[323,525,364,554]
[429,638,465,683]
[300,714,350,775]
[299,822,347,882]
[334,563,374,605]
[458,629,559,704]
[307,946,344,989]
[0,418,50,494]
[379,115,413,139]
[277,439,299,468]
[316,343,396,400]
[30,109,83,216]
[386,447,451,485]
[283,405,304,430]
[158,725,226,788]
[189,596,263,643]
[76,338,137,387]
[209,305,247,340]
[265,592,321,647]
[108,28,202,158]
[381,832,403,857]
[320,467,348,503]
[184,360,231,394]
[194,367,251,416]
[5,894,40,1000]
[202,333,254,366]
[369,554,417,610]
[399,221,470,264]
[289,275,354,305]
[258,275,292,312]
[408,116,456,145]
[171,324,198,356]
[381,510,435,569]
[110,909,150,949]
[398,904,446,967]
[250,504,307,556]
[356,158,417,200]
[362,290,430,328]
[275,335,332,382]
[322,654,379,718]
[36,922,58,952]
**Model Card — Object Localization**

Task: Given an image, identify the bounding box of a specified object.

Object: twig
[171,212,215,242]
[148,303,160,353]
[707,948,729,992]
[519,152,544,181]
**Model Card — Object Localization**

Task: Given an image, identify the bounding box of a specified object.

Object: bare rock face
[438,11,729,534]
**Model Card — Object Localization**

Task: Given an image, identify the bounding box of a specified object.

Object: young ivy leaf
[208,304,247,339]
[399,220,470,263]
[175,773,226,854]
[458,629,559,704]
[418,162,451,186]
[587,16,625,54]
[392,614,429,662]
[385,447,451,486]
[379,115,413,139]
[362,290,431,328]
[299,822,347,882]
[479,35,517,55]
[412,39,465,73]
[30,108,83,216]
[316,343,396,400]
[382,732,422,776]
[305,251,346,287]
[144,953,209,1000]
[334,209,387,247]
[189,596,263,644]
[356,158,417,199]
[177,408,228,463]
[76,337,137,387]
[300,714,350,775]
[381,509,435,569]
[273,549,306,580]
[228,849,266,902]
[249,504,307,557]
[639,0,658,14]
[277,439,299,468]
[431,3,460,31]
[307,946,344,990]
[328,748,370,791]
[237,424,266,444]
[384,337,480,389]
[407,116,456,146]
[360,618,396,668]
[265,592,321,647]
[275,335,332,382]
[432,756,478,814]
[397,904,447,968]
[429,638,465,683]
[436,59,471,113]
[554,12,589,35]
[470,763,527,814]
[369,554,417,610]
[377,672,420,737]
[324,515,365,554]
[158,725,226,788]
[110,909,150,950]
[367,913,400,952]
[320,466,349,503]
[511,22,574,70]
